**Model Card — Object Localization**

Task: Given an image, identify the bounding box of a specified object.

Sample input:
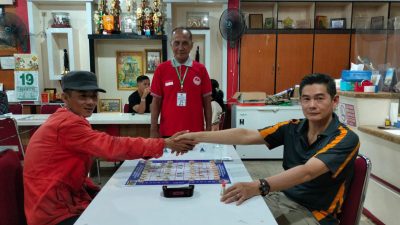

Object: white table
[10,113,151,126]
[75,143,277,225]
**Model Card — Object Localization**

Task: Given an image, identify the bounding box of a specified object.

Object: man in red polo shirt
[150,27,212,137]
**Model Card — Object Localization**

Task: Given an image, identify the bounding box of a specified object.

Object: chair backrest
[0,118,25,159]
[218,112,226,130]
[0,150,27,225]
[40,104,62,114]
[8,104,23,115]
[338,154,372,225]
[123,104,129,113]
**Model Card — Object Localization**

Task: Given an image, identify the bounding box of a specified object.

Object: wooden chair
[8,104,23,114]
[123,104,130,113]
[338,154,372,225]
[40,104,63,114]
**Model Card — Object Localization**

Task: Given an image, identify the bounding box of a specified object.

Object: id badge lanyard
[175,64,189,107]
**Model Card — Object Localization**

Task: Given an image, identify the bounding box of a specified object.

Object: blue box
[340,80,355,91]
[341,70,372,81]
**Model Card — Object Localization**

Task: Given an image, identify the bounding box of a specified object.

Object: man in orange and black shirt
[176,73,359,225]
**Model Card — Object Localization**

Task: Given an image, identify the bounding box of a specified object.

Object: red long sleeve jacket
[23,108,164,225]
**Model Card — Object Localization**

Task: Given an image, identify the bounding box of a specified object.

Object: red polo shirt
[151,59,212,136]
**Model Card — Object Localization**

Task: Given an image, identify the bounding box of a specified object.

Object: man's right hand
[165,131,197,155]
[143,87,151,97]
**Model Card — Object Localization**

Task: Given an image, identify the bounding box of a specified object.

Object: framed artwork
[186,12,209,28]
[316,16,328,29]
[370,16,384,29]
[264,17,274,29]
[330,18,346,29]
[145,49,161,73]
[382,68,396,92]
[116,51,144,90]
[249,14,263,29]
[98,99,121,113]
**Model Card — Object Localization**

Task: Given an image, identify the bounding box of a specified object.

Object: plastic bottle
[385,116,391,126]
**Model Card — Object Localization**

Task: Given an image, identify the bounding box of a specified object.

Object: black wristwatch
[259,179,270,196]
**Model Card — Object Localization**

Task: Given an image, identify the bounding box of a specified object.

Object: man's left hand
[220,181,260,206]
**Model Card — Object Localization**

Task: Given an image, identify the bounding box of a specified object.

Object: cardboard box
[232,92,266,103]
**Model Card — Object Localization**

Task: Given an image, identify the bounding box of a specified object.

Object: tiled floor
[95,159,375,225]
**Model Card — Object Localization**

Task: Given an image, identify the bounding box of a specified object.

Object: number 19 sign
[14,71,39,101]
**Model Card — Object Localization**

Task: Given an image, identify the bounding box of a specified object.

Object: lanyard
[174,65,189,90]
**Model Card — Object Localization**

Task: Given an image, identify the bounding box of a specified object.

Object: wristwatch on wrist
[259,179,270,196]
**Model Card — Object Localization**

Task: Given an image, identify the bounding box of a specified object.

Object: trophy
[62,49,70,75]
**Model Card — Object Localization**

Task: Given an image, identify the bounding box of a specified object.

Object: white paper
[6,90,17,102]
[390,103,399,125]
[0,57,15,69]
[350,62,364,71]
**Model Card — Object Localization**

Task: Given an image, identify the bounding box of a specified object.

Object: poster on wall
[338,103,357,127]
[14,54,39,101]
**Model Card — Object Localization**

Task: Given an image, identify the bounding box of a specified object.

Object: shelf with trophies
[89,0,167,73]
[46,28,76,80]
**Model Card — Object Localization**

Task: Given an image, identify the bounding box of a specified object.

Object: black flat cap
[61,71,106,93]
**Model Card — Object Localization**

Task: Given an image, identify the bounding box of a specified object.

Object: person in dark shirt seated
[128,75,153,114]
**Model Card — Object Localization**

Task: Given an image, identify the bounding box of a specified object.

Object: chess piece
[62,49,70,75]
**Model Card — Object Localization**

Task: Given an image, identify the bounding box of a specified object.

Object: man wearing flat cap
[23,71,196,225]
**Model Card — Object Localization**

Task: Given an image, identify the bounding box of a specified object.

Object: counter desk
[12,113,152,145]
[338,91,400,224]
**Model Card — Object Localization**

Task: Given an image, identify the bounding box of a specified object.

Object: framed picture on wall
[330,18,346,29]
[98,99,121,113]
[145,49,161,73]
[249,14,263,29]
[116,51,144,90]
[370,16,384,29]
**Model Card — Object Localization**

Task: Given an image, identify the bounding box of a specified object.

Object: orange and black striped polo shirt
[258,113,360,225]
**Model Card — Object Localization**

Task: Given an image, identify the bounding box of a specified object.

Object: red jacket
[23,108,164,225]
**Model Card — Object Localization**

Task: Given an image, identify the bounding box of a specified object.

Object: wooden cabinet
[276,33,313,93]
[239,34,276,95]
[313,32,350,78]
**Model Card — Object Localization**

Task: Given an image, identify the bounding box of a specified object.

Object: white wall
[95,39,161,105]
[172,3,224,86]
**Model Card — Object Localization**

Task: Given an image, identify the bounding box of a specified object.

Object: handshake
[164,130,197,155]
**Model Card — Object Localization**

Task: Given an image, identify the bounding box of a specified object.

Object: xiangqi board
[125,160,231,185]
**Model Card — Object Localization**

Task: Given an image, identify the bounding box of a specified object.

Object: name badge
[177,92,187,107]
[165,81,173,86]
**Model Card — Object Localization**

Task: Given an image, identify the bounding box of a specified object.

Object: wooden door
[276,34,313,93]
[314,33,351,79]
[240,34,276,95]
[350,33,387,69]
